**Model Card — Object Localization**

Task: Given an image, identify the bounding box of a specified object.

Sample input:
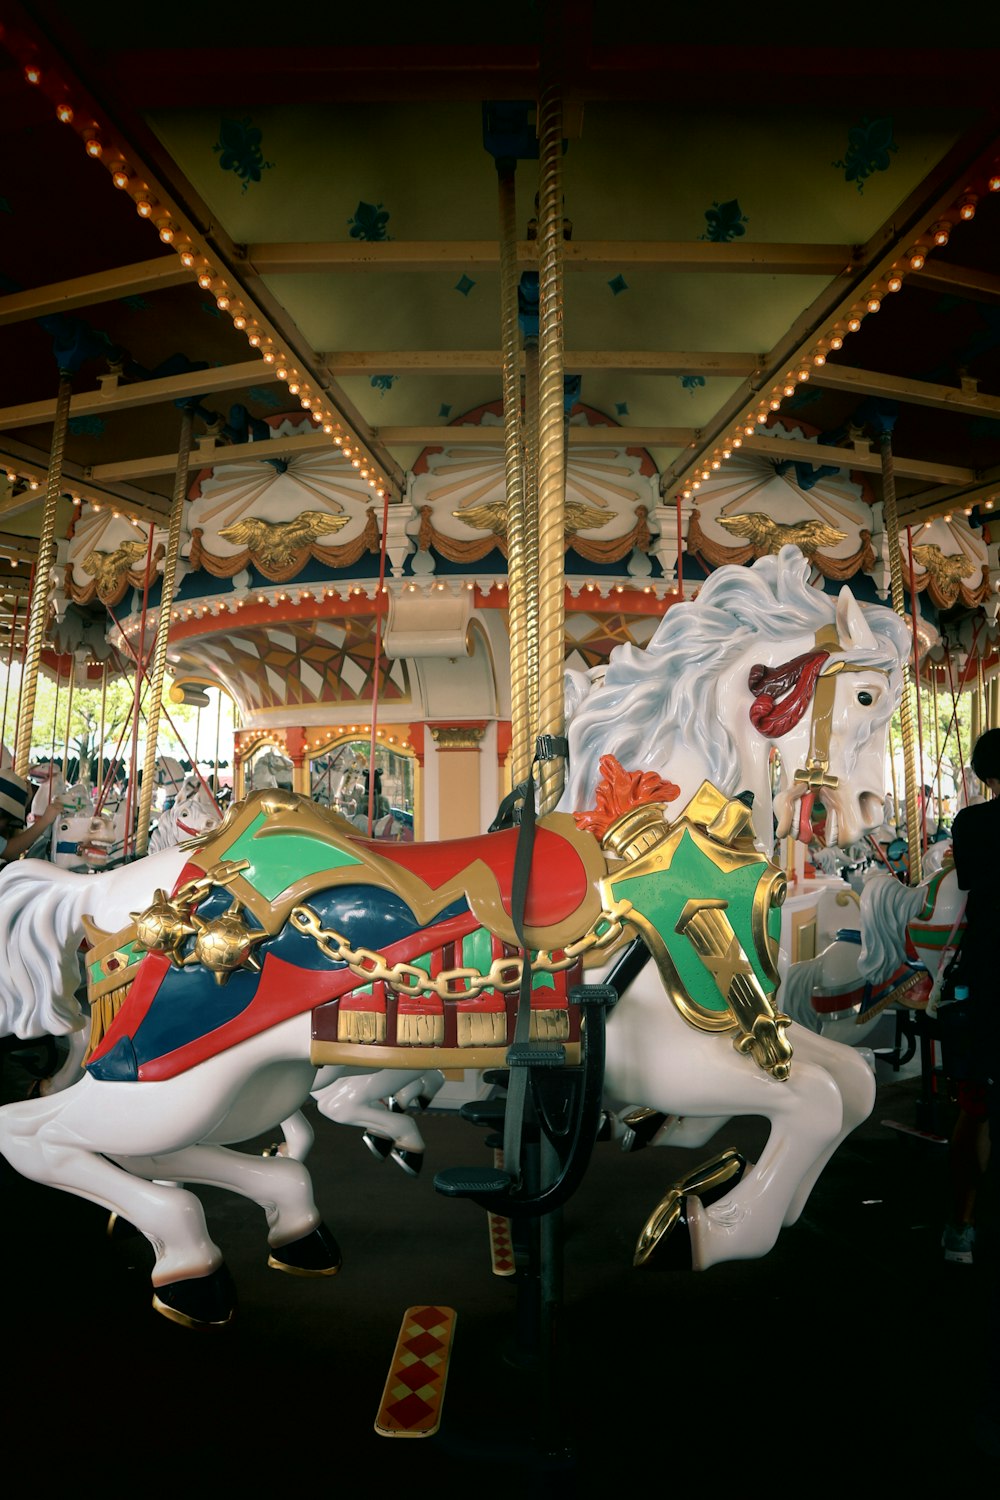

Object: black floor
[0,1043,996,1494]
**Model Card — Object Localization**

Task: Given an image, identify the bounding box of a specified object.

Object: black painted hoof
[362,1130,393,1161]
[390,1147,423,1177]
[620,1108,668,1153]
[152,1264,236,1328]
[387,1097,407,1113]
[268,1222,342,1277]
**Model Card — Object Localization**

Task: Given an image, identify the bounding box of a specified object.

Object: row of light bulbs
[673,169,1000,506]
[15,49,390,500]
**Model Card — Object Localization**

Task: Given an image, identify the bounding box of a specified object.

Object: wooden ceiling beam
[739,431,974,486]
[88,429,355,483]
[249,241,853,276]
[375,425,695,448]
[809,361,1000,416]
[0,440,170,525]
[0,258,192,327]
[907,260,1000,304]
[0,361,278,432]
[323,350,760,377]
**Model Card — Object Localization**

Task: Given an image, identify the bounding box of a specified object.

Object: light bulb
[216,294,230,310]
[56,103,74,124]
[135,198,153,218]
[959,194,977,220]
[197,271,213,289]
[813,352,826,366]
[932,221,951,246]
[847,315,862,332]
[179,250,195,268]
[829,334,844,350]
[85,138,102,159]
[732,437,743,448]
[866,296,881,313]
[24,66,42,85]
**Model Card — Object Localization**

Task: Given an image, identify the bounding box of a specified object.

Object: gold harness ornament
[288,896,634,1002]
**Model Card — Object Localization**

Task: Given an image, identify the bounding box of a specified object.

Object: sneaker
[941,1223,976,1264]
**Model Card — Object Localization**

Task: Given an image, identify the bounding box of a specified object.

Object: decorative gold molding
[429,724,487,750]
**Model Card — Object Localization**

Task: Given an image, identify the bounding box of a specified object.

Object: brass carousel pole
[135,409,193,857]
[498,155,532,789]
[878,425,922,883]
[535,75,568,816]
[14,376,71,776]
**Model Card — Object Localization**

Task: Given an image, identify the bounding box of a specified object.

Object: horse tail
[857,872,925,983]
[781,954,828,1032]
[0,860,93,1039]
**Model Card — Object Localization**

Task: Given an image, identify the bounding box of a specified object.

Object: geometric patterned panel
[562,611,662,675]
[168,616,410,715]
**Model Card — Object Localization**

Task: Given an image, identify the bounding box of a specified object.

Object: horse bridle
[748,623,890,797]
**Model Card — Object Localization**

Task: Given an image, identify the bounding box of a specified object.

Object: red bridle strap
[747,650,830,738]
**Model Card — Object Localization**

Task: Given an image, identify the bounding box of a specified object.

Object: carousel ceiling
[1,6,1000,640]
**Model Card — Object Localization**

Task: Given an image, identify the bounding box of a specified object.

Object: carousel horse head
[147,775,222,854]
[561,546,909,855]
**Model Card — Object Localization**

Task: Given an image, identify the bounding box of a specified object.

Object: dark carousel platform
[0,1044,996,1495]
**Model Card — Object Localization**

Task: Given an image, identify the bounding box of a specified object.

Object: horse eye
[857,690,874,706]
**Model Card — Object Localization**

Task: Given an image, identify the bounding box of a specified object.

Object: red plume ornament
[574,754,681,839]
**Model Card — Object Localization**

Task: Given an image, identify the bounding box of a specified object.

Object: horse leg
[391,1069,445,1112]
[0,1091,235,1324]
[683,1057,847,1269]
[312,1067,428,1173]
[115,1144,341,1276]
[777,1027,876,1227]
[269,1108,315,1163]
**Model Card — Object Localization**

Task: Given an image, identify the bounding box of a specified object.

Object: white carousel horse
[148,775,222,854]
[780,859,965,1044]
[0,550,909,1320]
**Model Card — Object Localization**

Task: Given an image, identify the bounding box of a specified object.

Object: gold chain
[288,897,634,1002]
[171,859,251,910]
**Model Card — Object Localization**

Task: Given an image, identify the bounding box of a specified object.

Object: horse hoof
[152,1265,236,1328]
[362,1131,393,1161]
[620,1107,668,1153]
[268,1222,342,1277]
[390,1147,423,1177]
[387,1097,407,1113]
[633,1149,747,1268]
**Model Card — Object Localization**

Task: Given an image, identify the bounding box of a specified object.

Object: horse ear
[835,586,877,651]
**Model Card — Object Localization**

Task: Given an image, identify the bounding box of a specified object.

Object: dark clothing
[950,798,1000,1101]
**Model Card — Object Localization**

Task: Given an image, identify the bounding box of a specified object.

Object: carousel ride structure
[0,545,911,1328]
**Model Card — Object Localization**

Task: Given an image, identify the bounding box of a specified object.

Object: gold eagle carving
[911,543,970,601]
[716,513,848,556]
[456,500,612,536]
[218,508,349,567]
[81,539,152,599]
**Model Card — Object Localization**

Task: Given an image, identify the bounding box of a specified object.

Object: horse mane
[0,862,95,1037]
[561,545,908,815]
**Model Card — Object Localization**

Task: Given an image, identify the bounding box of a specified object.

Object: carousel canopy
[1,10,999,648]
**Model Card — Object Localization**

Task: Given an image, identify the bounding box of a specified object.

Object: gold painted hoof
[267,1222,342,1277]
[152,1265,236,1328]
[633,1188,684,1266]
[633,1148,747,1268]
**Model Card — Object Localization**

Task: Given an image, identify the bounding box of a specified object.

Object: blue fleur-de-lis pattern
[348,201,391,241]
[213,118,274,192]
[701,199,748,243]
[832,117,898,192]
[681,375,705,394]
[370,375,397,395]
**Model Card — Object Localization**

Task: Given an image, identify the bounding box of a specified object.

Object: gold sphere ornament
[131,891,197,958]
[187,900,268,985]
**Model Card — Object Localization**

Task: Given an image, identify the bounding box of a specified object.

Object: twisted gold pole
[15,376,71,776]
[135,409,193,856]
[498,161,532,790]
[880,433,921,882]
[535,79,567,815]
[523,337,540,750]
